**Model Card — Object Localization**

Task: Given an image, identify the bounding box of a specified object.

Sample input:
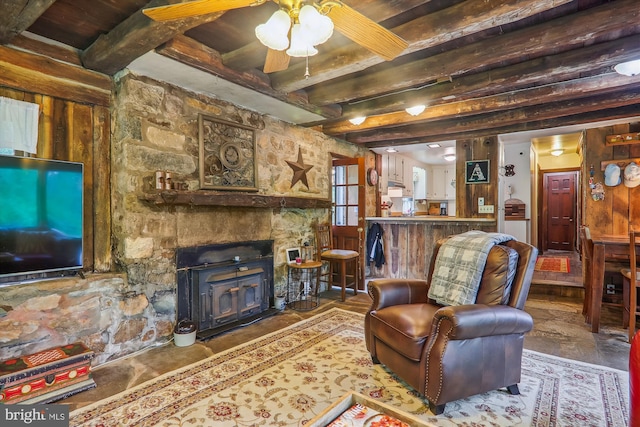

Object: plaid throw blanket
[427,230,515,306]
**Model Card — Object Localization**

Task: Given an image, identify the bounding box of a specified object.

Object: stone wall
[106,72,369,357]
[0,72,372,366]
[0,274,171,366]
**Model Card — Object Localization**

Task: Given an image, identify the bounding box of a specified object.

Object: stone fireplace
[176,240,276,340]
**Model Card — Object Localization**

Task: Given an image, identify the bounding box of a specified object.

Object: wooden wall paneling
[71,103,94,272]
[93,105,112,272]
[584,128,615,235]
[407,222,427,279]
[386,223,408,279]
[0,86,25,100]
[629,125,640,232]
[611,124,630,236]
[37,95,54,159]
[456,137,499,218]
[51,98,69,160]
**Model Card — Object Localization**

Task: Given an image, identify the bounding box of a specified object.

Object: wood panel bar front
[365,217,496,280]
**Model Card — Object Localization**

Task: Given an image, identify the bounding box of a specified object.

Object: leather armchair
[365,237,538,415]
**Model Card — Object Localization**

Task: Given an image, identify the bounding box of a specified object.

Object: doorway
[539,169,579,253]
[331,156,365,289]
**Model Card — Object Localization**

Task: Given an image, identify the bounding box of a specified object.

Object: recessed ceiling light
[614,59,640,76]
[427,143,441,148]
[405,105,426,116]
[348,116,366,125]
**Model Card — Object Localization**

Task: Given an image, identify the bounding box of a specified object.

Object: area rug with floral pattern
[70,308,629,426]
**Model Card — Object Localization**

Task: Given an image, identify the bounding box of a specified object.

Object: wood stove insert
[176,240,276,340]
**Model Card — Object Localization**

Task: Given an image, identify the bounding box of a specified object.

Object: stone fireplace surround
[176,240,277,340]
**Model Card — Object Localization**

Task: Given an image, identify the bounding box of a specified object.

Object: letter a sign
[465,160,490,184]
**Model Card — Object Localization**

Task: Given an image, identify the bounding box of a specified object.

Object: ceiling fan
[142,0,408,74]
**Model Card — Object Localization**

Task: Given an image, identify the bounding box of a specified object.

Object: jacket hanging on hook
[366,222,385,268]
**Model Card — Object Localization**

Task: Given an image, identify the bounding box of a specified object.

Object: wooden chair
[622,230,640,343]
[315,223,359,302]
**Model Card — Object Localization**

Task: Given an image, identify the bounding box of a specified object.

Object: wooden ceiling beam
[0,45,111,106]
[351,87,640,145]
[0,0,56,44]
[341,34,640,119]
[270,0,574,93]
[81,0,227,75]
[324,74,640,136]
[157,35,342,118]
[361,104,640,147]
[306,0,640,106]
[321,34,640,133]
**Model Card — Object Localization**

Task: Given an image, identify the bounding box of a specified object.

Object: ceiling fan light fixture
[286,23,319,57]
[405,105,426,116]
[550,149,563,157]
[614,59,640,76]
[349,116,366,126]
[255,9,291,51]
[299,5,333,46]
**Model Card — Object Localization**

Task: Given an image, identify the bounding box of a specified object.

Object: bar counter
[365,216,496,280]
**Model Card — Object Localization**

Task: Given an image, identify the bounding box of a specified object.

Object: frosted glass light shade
[614,59,640,76]
[349,116,366,125]
[443,154,456,161]
[286,24,318,57]
[299,5,333,46]
[550,149,563,157]
[405,105,426,116]
[255,9,291,51]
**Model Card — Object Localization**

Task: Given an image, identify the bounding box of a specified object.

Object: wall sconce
[405,105,426,116]
[349,116,366,125]
[550,149,563,157]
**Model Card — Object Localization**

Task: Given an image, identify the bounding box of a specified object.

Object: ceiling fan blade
[320,1,408,61]
[263,49,290,73]
[143,0,264,22]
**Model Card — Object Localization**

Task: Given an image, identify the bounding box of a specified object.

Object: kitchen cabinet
[413,167,427,199]
[429,166,456,200]
[385,154,404,185]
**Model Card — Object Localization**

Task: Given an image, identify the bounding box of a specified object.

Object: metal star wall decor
[286,147,313,189]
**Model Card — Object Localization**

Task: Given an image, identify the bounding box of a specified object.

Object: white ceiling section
[126,52,325,125]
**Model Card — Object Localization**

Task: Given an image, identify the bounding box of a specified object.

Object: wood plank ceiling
[2,0,640,150]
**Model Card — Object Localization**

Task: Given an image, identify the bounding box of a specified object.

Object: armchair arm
[367,279,429,311]
[432,304,533,340]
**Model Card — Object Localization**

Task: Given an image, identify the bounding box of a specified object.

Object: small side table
[287,261,322,311]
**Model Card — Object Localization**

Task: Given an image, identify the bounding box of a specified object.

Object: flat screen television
[0,155,83,283]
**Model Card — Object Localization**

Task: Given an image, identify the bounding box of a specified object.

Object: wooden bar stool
[315,223,359,302]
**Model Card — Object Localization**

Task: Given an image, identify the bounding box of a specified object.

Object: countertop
[366,216,495,222]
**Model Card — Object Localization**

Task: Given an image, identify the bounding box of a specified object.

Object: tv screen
[0,155,83,282]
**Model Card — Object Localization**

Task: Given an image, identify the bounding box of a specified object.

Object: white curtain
[0,97,40,154]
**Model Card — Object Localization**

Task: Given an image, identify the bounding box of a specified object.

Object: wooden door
[331,156,365,288]
[543,170,578,251]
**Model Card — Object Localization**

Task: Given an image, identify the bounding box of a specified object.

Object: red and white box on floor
[0,342,96,404]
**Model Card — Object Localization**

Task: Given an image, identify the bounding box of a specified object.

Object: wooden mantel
[139,190,332,209]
